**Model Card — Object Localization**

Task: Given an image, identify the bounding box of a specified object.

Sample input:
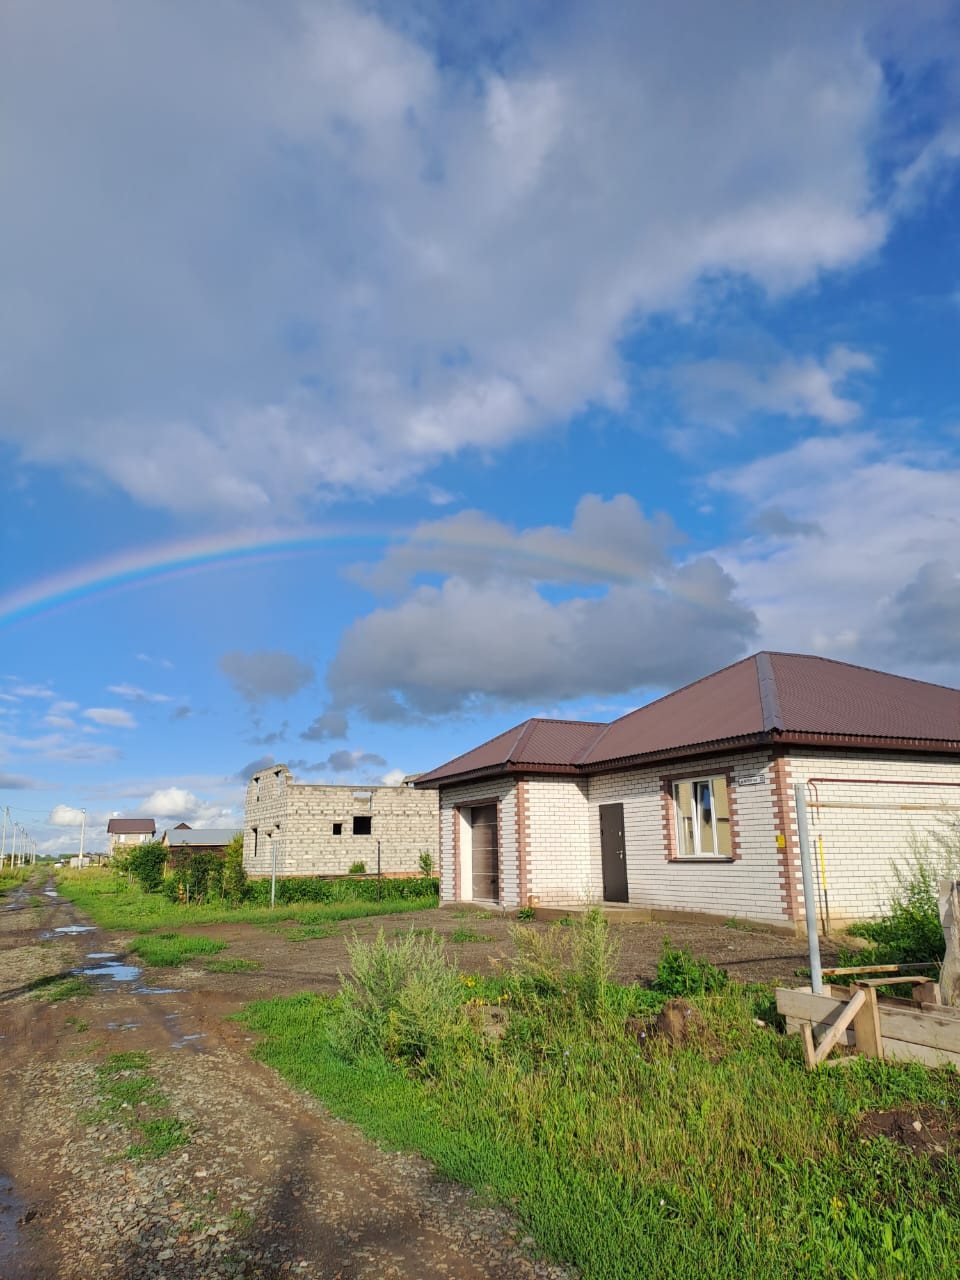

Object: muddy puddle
[79,957,141,983]
[0,1171,28,1277]
[53,926,95,935]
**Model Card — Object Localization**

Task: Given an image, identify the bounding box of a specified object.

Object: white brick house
[242,764,438,879]
[414,653,960,931]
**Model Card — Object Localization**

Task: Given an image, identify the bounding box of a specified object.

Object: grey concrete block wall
[242,763,439,878]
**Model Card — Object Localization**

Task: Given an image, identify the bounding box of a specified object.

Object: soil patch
[628,998,722,1060]
[858,1106,959,1163]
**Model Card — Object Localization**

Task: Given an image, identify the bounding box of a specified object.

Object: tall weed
[333,928,472,1070]
[851,823,960,965]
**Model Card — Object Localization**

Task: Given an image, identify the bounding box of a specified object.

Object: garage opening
[470,803,499,902]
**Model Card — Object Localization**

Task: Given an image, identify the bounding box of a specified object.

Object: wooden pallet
[776,977,960,1070]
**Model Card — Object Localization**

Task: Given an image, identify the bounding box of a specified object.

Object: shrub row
[244,874,439,907]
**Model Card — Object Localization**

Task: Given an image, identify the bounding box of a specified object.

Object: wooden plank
[779,987,857,1046]
[801,1020,816,1070]
[921,1000,959,1018]
[812,989,866,1066]
[879,1006,960,1054]
[858,976,935,989]
[882,1038,960,1069]
[822,964,902,976]
[822,963,937,976]
[852,983,883,1060]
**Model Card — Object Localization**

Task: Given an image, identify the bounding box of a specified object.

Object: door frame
[453,796,503,904]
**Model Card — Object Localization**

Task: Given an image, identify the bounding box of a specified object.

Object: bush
[222,834,246,904]
[348,861,367,875]
[653,939,729,997]
[850,825,960,966]
[244,874,438,907]
[331,928,471,1070]
[508,907,620,1016]
[126,841,168,894]
[417,851,434,876]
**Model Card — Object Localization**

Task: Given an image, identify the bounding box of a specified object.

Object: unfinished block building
[241,763,438,879]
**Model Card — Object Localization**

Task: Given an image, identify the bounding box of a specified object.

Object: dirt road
[0,880,829,1279]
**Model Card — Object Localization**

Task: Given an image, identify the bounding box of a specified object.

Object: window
[352,815,372,836]
[673,776,731,857]
[251,827,258,859]
[254,776,261,801]
[332,822,342,836]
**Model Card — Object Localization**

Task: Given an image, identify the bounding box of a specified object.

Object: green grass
[86,1051,190,1160]
[287,924,337,941]
[129,932,227,966]
[205,957,263,972]
[240,985,960,1280]
[29,974,91,1002]
[0,868,34,894]
[449,927,494,943]
[54,868,438,931]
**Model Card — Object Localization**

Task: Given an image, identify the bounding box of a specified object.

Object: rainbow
[0,525,387,628]
[0,518,643,629]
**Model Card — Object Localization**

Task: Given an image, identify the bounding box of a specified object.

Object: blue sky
[2,0,960,856]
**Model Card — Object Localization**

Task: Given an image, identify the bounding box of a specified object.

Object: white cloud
[3,2,936,515]
[48,803,85,826]
[138,787,236,828]
[350,495,676,594]
[713,434,960,681]
[673,346,874,429]
[328,551,756,720]
[136,653,174,669]
[83,707,137,729]
[108,684,171,704]
[380,769,406,787]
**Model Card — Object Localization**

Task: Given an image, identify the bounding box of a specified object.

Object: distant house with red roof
[414,653,960,930]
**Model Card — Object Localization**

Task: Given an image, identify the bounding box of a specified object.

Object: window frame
[672,774,732,859]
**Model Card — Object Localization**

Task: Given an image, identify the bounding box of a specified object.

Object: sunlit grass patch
[129,933,227,966]
[239,918,960,1280]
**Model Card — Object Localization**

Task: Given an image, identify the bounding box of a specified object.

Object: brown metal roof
[416,653,960,786]
[106,818,156,834]
[768,652,960,741]
[415,718,605,785]
[579,655,766,765]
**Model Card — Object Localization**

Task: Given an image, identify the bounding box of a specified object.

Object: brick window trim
[452,795,505,906]
[659,766,742,863]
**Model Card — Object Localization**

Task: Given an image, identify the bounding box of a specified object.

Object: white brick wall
[434,747,960,927]
[242,765,438,878]
[587,749,790,925]
[524,777,593,906]
[437,778,517,905]
[787,751,960,921]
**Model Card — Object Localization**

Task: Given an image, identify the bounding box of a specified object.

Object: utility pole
[0,806,8,869]
[11,824,18,867]
[79,808,86,868]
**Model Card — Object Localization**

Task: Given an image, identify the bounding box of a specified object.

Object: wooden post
[851,982,883,1061]
[803,988,867,1069]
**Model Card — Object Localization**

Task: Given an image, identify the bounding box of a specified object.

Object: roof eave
[414,759,584,788]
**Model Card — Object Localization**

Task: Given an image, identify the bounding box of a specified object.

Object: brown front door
[470,804,499,902]
[599,803,628,902]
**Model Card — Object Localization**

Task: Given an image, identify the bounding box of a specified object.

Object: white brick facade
[786,752,960,921]
[432,748,960,926]
[242,764,438,878]
[524,777,594,905]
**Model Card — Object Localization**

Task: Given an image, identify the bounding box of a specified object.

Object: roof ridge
[420,718,533,775]
[755,653,784,732]
[578,653,758,760]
